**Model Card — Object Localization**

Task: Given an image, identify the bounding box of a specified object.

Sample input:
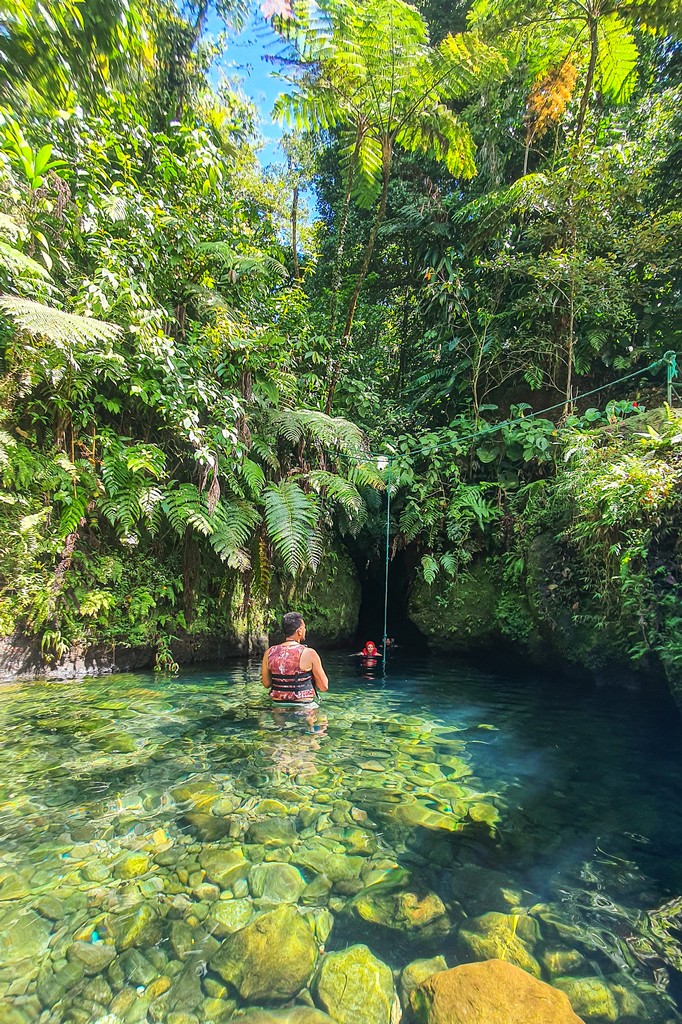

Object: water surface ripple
[1,654,682,1022]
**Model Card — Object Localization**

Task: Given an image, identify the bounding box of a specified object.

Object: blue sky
[207,7,290,166]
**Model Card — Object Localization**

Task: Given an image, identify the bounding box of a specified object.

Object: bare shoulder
[300,646,319,670]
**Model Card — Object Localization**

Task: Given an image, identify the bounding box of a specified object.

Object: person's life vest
[267,642,316,703]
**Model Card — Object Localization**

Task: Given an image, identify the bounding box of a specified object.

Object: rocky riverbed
[0,667,678,1023]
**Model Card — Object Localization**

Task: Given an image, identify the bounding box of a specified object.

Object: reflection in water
[0,656,681,1022]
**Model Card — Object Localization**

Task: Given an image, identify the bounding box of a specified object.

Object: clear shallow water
[2,654,682,1022]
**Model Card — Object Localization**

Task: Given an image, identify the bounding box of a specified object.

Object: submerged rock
[249,862,306,904]
[347,884,450,937]
[199,848,249,889]
[553,976,619,1022]
[66,940,116,974]
[312,944,397,1024]
[211,904,318,1002]
[411,959,586,1023]
[400,956,447,1007]
[247,818,297,846]
[0,908,52,964]
[234,1010,337,1023]
[206,898,255,937]
[113,851,150,879]
[458,912,541,977]
[109,903,162,951]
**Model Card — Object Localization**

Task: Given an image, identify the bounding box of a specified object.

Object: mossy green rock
[235,1011,337,1023]
[458,912,541,977]
[66,940,116,974]
[249,862,306,903]
[312,944,396,1024]
[110,903,162,951]
[292,846,364,883]
[113,852,151,879]
[553,976,619,1022]
[272,543,361,644]
[247,818,297,846]
[0,909,52,963]
[199,848,249,888]
[206,899,255,937]
[211,904,318,1002]
[409,562,501,653]
[182,812,232,842]
[348,884,450,936]
[400,956,448,1007]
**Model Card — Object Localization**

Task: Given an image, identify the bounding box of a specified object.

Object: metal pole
[382,458,392,675]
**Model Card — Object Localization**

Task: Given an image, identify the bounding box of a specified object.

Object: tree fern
[271,408,367,456]
[208,498,260,566]
[262,479,320,575]
[239,457,266,498]
[0,295,121,347]
[305,469,367,527]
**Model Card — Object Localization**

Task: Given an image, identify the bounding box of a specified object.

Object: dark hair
[282,611,304,638]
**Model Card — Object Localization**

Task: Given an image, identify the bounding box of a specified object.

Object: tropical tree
[274,0,505,412]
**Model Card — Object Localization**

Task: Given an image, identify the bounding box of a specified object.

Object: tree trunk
[327,129,361,345]
[291,183,301,281]
[575,16,598,142]
[174,0,210,121]
[325,141,392,414]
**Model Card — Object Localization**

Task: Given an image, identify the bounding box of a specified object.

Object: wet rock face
[411,959,587,1024]
[312,944,397,1024]
[211,904,318,1002]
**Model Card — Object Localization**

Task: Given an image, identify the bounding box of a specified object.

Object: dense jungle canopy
[0,0,681,683]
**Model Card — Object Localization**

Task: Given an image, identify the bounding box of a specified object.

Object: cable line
[372,351,678,674]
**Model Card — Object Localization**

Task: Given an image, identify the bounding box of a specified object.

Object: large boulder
[312,944,397,1024]
[411,959,586,1024]
[409,561,502,654]
[211,904,318,1003]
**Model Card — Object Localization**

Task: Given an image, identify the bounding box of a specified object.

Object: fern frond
[400,504,423,542]
[597,13,638,102]
[239,457,266,497]
[262,479,320,576]
[421,554,439,584]
[271,408,367,456]
[348,461,386,490]
[208,499,260,563]
[162,483,214,537]
[0,295,121,346]
[0,242,52,282]
[305,469,367,526]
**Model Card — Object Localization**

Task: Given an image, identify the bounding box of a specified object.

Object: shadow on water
[1,655,682,1020]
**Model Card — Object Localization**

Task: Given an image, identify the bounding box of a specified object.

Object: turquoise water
[1,654,682,1022]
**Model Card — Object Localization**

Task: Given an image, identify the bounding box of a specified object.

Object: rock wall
[0,544,362,682]
[408,539,667,689]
